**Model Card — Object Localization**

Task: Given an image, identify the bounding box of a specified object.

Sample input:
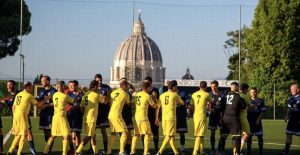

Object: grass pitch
[2,117,300,154]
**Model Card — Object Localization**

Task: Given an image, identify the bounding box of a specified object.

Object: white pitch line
[3,130,12,145]
[25,133,300,148]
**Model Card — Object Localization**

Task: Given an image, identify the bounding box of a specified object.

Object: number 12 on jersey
[226,95,234,105]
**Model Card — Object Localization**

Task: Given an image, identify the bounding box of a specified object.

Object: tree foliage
[0,0,31,59]
[226,0,300,110]
[224,26,247,81]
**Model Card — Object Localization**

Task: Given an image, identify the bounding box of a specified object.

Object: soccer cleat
[30,148,37,155]
[209,150,215,155]
[67,149,75,155]
[118,152,128,155]
[155,152,161,155]
[87,148,94,154]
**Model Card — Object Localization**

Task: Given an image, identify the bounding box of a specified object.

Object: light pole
[19,0,23,89]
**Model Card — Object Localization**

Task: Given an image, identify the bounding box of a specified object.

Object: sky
[0,0,259,85]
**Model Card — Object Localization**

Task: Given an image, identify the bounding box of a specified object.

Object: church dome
[114,14,163,63]
[182,68,194,80]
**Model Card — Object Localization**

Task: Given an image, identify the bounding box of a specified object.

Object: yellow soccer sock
[62,139,68,155]
[43,136,54,154]
[75,143,84,153]
[170,137,179,154]
[144,135,150,155]
[158,136,170,154]
[120,132,127,154]
[199,137,204,154]
[193,137,200,155]
[8,135,21,153]
[107,134,116,154]
[17,135,26,155]
[92,144,99,154]
[130,135,138,154]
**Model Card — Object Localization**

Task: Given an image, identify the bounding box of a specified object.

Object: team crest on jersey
[293,103,298,108]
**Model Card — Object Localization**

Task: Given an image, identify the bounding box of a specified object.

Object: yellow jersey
[157,91,184,120]
[191,90,213,121]
[13,90,37,117]
[80,91,103,122]
[52,92,74,117]
[240,93,250,118]
[134,91,155,121]
[108,88,130,119]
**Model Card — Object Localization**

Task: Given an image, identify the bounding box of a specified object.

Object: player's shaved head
[56,81,65,92]
[142,82,151,90]
[23,81,32,89]
[41,75,51,87]
[290,83,300,96]
[23,82,33,92]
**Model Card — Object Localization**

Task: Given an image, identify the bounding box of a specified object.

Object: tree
[224,26,248,81]
[243,0,300,108]
[0,0,31,59]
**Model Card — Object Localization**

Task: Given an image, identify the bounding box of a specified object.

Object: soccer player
[37,75,57,146]
[106,78,131,155]
[239,83,251,153]
[75,80,105,155]
[144,76,160,152]
[220,82,246,155]
[0,80,38,154]
[190,81,216,155]
[66,80,83,149]
[279,83,300,155]
[121,79,135,154]
[207,80,223,155]
[247,87,266,155]
[94,74,111,153]
[155,80,184,155]
[0,80,18,153]
[130,82,157,155]
[43,81,76,155]
[176,91,188,154]
[7,82,44,155]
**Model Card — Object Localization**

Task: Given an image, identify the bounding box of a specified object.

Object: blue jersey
[97,84,111,97]
[38,87,57,118]
[209,92,223,113]
[287,95,300,119]
[248,98,266,120]
[4,90,19,114]
[67,91,84,118]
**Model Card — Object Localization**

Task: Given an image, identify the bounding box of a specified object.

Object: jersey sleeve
[239,96,246,109]
[80,95,87,108]
[207,94,213,103]
[259,99,266,112]
[176,94,184,105]
[148,94,155,106]
[30,95,38,105]
[287,97,292,109]
[190,94,195,105]
[126,93,131,105]
[157,96,162,108]
[220,95,226,112]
